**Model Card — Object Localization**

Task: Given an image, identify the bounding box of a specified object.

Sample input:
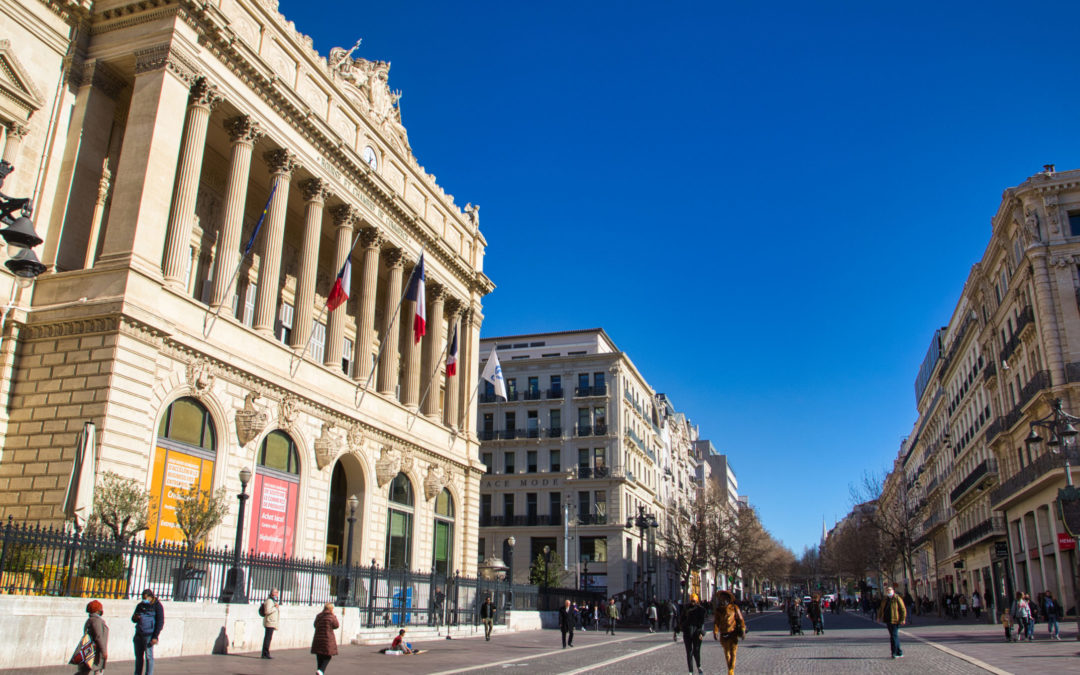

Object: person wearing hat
[131,589,164,675]
[77,600,108,673]
[679,593,708,675]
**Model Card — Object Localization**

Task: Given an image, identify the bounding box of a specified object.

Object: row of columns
[156,75,479,431]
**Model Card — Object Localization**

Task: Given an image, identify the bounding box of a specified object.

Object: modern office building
[0,0,492,576]
[475,329,703,600]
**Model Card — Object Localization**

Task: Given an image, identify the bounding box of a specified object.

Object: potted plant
[173,484,230,601]
[68,472,153,598]
[0,543,43,595]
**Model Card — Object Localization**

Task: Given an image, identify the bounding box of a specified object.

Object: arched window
[386,473,414,570]
[432,489,454,576]
[251,431,301,556]
[149,397,217,543]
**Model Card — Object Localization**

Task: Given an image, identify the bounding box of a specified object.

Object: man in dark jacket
[558,599,575,648]
[131,588,164,675]
[480,596,495,641]
[679,593,708,675]
[877,585,907,658]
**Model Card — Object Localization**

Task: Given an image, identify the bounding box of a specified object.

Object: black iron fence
[0,519,537,628]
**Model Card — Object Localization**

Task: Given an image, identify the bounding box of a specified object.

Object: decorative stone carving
[424,463,450,501]
[186,358,215,396]
[235,393,268,447]
[81,60,125,99]
[264,148,299,177]
[133,44,196,84]
[383,247,406,269]
[225,116,263,145]
[1050,255,1076,269]
[464,203,480,227]
[314,422,338,470]
[327,44,410,151]
[331,203,357,228]
[188,77,222,110]
[301,177,330,203]
[358,227,382,249]
[1022,210,1041,246]
[347,422,365,451]
[1043,193,1061,235]
[279,394,299,428]
[96,159,111,206]
[375,445,402,487]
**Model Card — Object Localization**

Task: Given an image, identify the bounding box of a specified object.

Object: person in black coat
[131,589,164,675]
[679,593,708,675]
[558,599,575,648]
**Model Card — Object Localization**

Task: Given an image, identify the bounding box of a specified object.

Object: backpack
[258,603,266,617]
[136,606,156,635]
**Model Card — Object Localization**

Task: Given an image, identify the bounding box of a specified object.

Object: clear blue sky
[281,0,1080,552]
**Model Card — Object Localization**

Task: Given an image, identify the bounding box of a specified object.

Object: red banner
[249,473,298,556]
[1059,532,1077,552]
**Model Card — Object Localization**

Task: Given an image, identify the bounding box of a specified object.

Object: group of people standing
[1006,590,1064,641]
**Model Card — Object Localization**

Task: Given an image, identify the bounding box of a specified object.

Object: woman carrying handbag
[71,600,108,673]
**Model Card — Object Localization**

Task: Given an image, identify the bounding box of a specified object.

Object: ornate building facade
[0,0,492,576]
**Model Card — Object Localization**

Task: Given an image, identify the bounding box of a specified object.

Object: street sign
[994,542,1009,559]
[1058,532,1077,552]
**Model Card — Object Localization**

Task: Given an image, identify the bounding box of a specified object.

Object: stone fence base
[0,596,540,669]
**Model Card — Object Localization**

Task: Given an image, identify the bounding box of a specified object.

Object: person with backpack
[131,589,163,675]
[1042,591,1062,640]
[260,588,280,658]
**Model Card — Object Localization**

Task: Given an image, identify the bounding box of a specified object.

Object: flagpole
[356,247,424,409]
[408,335,452,430]
[455,341,497,442]
[288,230,366,376]
[203,184,277,339]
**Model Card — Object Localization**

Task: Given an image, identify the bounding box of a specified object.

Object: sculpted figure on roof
[329,43,410,152]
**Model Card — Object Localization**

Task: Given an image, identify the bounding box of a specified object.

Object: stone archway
[327,453,366,564]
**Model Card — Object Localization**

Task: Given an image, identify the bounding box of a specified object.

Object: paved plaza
[6,609,1079,674]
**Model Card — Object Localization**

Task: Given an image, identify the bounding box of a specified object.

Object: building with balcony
[476,329,703,600]
[0,0,493,577]
[886,166,1080,619]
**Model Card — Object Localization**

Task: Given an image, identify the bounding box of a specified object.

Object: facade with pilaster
[0,0,492,578]
[887,166,1080,620]
[476,329,701,602]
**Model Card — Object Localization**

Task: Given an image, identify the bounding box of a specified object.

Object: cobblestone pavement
[11,609,1079,674]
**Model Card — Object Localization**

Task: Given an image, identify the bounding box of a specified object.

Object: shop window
[148,397,217,543]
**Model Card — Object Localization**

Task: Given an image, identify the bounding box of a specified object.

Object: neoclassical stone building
[0,0,492,577]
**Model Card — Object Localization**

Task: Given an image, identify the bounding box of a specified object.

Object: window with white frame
[309,320,326,363]
[277,302,294,344]
[342,337,354,376]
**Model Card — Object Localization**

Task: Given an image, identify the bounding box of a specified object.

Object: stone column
[400,260,423,407]
[1030,248,1066,387]
[443,298,463,428]
[377,248,406,395]
[1,121,28,168]
[291,178,330,349]
[353,227,382,384]
[253,149,298,334]
[97,45,197,275]
[421,282,446,419]
[326,204,357,368]
[210,115,263,308]
[162,77,222,286]
[457,307,478,432]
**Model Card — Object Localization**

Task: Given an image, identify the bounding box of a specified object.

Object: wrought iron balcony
[546,388,564,399]
[548,427,563,438]
[925,474,940,495]
[574,385,607,397]
[594,423,608,435]
[505,391,519,401]
[479,393,498,404]
[575,425,592,437]
[991,446,1080,507]
[480,514,563,528]
[577,513,608,526]
[985,416,1005,443]
[949,459,998,505]
[569,466,615,480]
[479,429,496,441]
[499,429,519,440]
[1001,370,1051,432]
[525,427,540,439]
[952,516,1006,551]
[523,389,542,401]
[1067,361,1080,384]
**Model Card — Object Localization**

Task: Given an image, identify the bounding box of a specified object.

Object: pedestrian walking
[714,590,746,675]
[558,599,575,648]
[669,599,681,641]
[807,594,824,635]
[679,593,708,675]
[260,588,280,658]
[1011,592,1034,641]
[592,602,600,631]
[1042,591,1062,639]
[971,591,982,620]
[1024,593,1037,638]
[311,602,339,675]
[1000,606,1013,642]
[73,600,108,673]
[606,596,620,635]
[432,587,445,627]
[877,585,906,659]
[648,602,658,633]
[480,596,495,641]
[131,588,164,675]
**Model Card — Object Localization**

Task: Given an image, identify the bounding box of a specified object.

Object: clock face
[363,146,378,171]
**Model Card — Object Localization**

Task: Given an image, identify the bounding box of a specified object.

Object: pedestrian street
[14,609,1078,675]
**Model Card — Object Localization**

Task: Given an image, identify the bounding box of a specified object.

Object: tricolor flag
[480,345,507,400]
[446,324,458,377]
[405,253,426,343]
[327,257,351,311]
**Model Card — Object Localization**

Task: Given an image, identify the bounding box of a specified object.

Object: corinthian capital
[301,178,330,203]
[384,247,407,269]
[189,77,223,109]
[225,115,263,144]
[331,204,358,228]
[264,148,299,177]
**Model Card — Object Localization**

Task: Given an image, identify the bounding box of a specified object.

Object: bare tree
[852,471,917,592]
[661,489,709,601]
[92,471,154,543]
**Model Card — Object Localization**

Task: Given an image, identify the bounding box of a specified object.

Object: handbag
[69,632,96,667]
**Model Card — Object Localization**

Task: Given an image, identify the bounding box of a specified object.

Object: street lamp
[542,545,551,590]
[338,494,359,605]
[627,506,659,606]
[503,536,516,611]
[0,160,45,284]
[1024,397,1080,638]
[221,467,252,603]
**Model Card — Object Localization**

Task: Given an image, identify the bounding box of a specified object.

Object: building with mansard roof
[0,0,493,579]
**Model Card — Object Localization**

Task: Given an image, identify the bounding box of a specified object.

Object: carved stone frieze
[133,44,196,84]
[383,248,406,268]
[1043,193,1061,235]
[80,60,125,99]
[279,394,300,428]
[20,316,119,341]
[314,422,339,470]
[1050,255,1077,269]
[423,463,450,501]
[347,422,365,452]
[235,392,268,447]
[186,357,215,396]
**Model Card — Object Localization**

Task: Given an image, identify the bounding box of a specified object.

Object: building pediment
[0,40,46,118]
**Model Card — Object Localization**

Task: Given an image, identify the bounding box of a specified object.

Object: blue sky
[281,0,1080,552]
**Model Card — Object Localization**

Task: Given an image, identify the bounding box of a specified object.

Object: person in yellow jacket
[877,586,907,659]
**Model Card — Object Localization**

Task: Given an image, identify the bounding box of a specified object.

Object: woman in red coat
[311,602,339,675]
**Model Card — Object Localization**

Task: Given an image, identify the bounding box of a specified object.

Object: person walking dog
[131,589,164,675]
[877,585,907,658]
[260,588,280,658]
[311,602,339,675]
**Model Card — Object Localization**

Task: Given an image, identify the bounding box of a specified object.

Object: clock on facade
[363,145,378,171]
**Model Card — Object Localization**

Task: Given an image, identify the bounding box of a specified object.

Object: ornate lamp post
[338,494,359,605]
[627,505,659,606]
[1024,397,1080,638]
[222,467,252,603]
[542,544,551,590]
[503,536,516,610]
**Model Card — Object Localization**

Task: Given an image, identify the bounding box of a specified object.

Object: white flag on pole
[480,346,508,400]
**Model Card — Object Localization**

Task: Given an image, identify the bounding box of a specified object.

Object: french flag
[326,257,351,311]
[405,253,426,343]
[446,324,458,377]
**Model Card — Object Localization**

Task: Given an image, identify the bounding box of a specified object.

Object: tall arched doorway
[326,454,365,564]
[148,397,218,543]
